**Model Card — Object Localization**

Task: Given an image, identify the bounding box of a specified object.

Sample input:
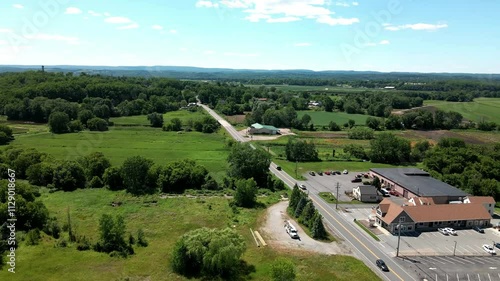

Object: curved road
[199,102,417,281]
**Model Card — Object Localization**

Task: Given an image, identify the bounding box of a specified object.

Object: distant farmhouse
[370,168,495,233]
[248,123,280,135]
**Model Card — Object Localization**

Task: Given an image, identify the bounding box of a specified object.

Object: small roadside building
[248,123,280,135]
[353,185,381,203]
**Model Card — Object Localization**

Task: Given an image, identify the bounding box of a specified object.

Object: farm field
[0,188,380,281]
[423,98,500,123]
[110,109,207,126]
[297,111,373,127]
[245,84,404,93]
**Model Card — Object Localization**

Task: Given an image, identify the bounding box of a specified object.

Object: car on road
[473,226,485,233]
[309,171,315,176]
[483,244,496,255]
[351,178,362,183]
[438,228,449,235]
[445,227,457,235]
[342,170,348,174]
[376,259,389,271]
[299,184,307,190]
[276,166,282,171]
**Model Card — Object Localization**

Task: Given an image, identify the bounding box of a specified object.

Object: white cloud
[316,15,359,25]
[214,0,359,26]
[294,42,311,47]
[196,1,219,8]
[203,50,216,55]
[65,7,82,14]
[117,23,139,30]
[169,29,178,34]
[224,52,260,57]
[88,10,102,17]
[379,39,390,45]
[0,28,13,33]
[385,23,448,31]
[24,33,80,45]
[152,25,163,30]
[13,4,24,9]
[105,17,132,24]
[267,17,301,23]
[352,2,359,6]
[0,40,6,45]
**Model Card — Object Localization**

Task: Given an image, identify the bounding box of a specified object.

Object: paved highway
[199,103,417,281]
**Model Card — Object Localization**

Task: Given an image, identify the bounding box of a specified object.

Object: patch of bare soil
[258,201,352,256]
[392,105,436,115]
[238,128,296,141]
[225,114,246,124]
[409,130,486,145]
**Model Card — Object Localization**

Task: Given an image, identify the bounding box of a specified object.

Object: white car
[300,184,307,190]
[483,244,496,255]
[445,227,457,235]
[438,228,449,235]
[342,170,348,174]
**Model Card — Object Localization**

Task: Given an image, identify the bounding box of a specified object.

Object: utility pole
[453,241,457,256]
[396,224,401,257]
[335,182,340,210]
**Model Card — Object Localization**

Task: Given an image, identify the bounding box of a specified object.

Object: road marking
[487,273,491,281]
[457,273,460,281]
[309,196,408,281]
[489,267,497,269]
[427,257,446,265]
[467,273,470,281]
[478,273,481,281]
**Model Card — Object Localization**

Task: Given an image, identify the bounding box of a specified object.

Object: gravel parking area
[302,171,371,201]
[258,201,350,255]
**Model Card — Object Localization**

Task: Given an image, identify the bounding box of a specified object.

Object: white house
[353,185,381,203]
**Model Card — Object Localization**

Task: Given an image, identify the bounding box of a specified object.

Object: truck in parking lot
[284,220,299,239]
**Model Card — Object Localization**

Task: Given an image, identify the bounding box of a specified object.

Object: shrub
[87,117,108,131]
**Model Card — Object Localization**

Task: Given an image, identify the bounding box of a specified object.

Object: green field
[245,84,403,93]
[110,110,207,126]
[297,111,372,127]
[423,98,500,123]
[0,189,380,281]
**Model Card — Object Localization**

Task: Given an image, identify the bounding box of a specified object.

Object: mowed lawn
[423,98,500,123]
[297,111,372,126]
[0,188,379,281]
[9,126,229,180]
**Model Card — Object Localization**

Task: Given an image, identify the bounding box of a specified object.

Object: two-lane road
[199,103,416,281]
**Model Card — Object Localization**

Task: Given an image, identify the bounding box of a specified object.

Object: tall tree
[227,143,271,186]
[121,156,154,195]
[233,178,258,208]
[48,111,69,134]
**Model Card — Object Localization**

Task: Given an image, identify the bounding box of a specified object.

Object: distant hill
[0,65,499,82]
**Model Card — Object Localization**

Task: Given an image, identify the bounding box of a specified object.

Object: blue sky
[1,0,499,73]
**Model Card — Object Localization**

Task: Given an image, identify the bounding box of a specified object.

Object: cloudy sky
[1,0,499,73]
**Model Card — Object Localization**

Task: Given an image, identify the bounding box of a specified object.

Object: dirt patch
[258,201,352,256]
[238,128,296,141]
[225,114,246,124]
[392,105,436,115]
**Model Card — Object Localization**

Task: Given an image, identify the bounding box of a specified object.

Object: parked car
[376,259,389,271]
[317,171,323,176]
[494,242,500,249]
[324,171,331,175]
[351,178,362,183]
[309,171,315,176]
[335,171,341,175]
[445,227,457,235]
[342,170,348,174]
[389,189,398,196]
[284,221,299,239]
[363,174,369,178]
[380,188,390,197]
[483,244,496,255]
[276,166,282,171]
[473,226,485,233]
[300,184,307,190]
[438,228,449,235]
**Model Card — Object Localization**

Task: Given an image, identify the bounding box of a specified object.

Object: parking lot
[302,171,370,201]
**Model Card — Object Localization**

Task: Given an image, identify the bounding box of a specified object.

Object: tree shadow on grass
[198,261,256,281]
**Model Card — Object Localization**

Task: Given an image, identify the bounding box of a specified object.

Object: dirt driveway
[258,201,352,255]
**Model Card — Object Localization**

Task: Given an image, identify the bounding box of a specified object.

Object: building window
[399,217,405,222]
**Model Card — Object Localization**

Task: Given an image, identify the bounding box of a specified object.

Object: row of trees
[162,116,220,133]
[285,138,319,162]
[288,185,328,240]
[0,125,13,145]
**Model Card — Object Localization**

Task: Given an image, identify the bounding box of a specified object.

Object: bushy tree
[271,258,296,281]
[68,120,83,132]
[299,201,315,227]
[79,152,111,181]
[94,214,133,256]
[348,127,374,140]
[121,156,154,195]
[328,121,341,131]
[285,138,319,162]
[343,144,367,160]
[137,228,148,247]
[27,162,55,186]
[103,166,124,190]
[147,112,164,128]
[311,213,327,240]
[87,117,108,131]
[0,125,13,145]
[233,178,257,208]
[48,111,70,134]
[294,197,307,218]
[366,117,381,130]
[78,109,94,127]
[156,159,211,193]
[163,118,182,131]
[227,143,271,186]
[171,227,246,278]
[289,184,302,211]
[369,133,411,164]
[53,161,86,191]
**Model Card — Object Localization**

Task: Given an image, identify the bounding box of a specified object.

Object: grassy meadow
[5,111,230,180]
[0,189,380,281]
[297,111,372,127]
[423,97,500,123]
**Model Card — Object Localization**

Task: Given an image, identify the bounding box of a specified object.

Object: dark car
[376,259,389,271]
[495,242,500,249]
[473,226,485,233]
[309,171,315,176]
[317,171,323,176]
[276,166,282,171]
[351,178,362,183]
[324,171,331,175]
[334,171,341,175]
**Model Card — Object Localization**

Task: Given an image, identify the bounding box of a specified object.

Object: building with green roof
[248,123,280,135]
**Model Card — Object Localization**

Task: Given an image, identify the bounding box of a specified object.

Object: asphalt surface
[199,103,416,281]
